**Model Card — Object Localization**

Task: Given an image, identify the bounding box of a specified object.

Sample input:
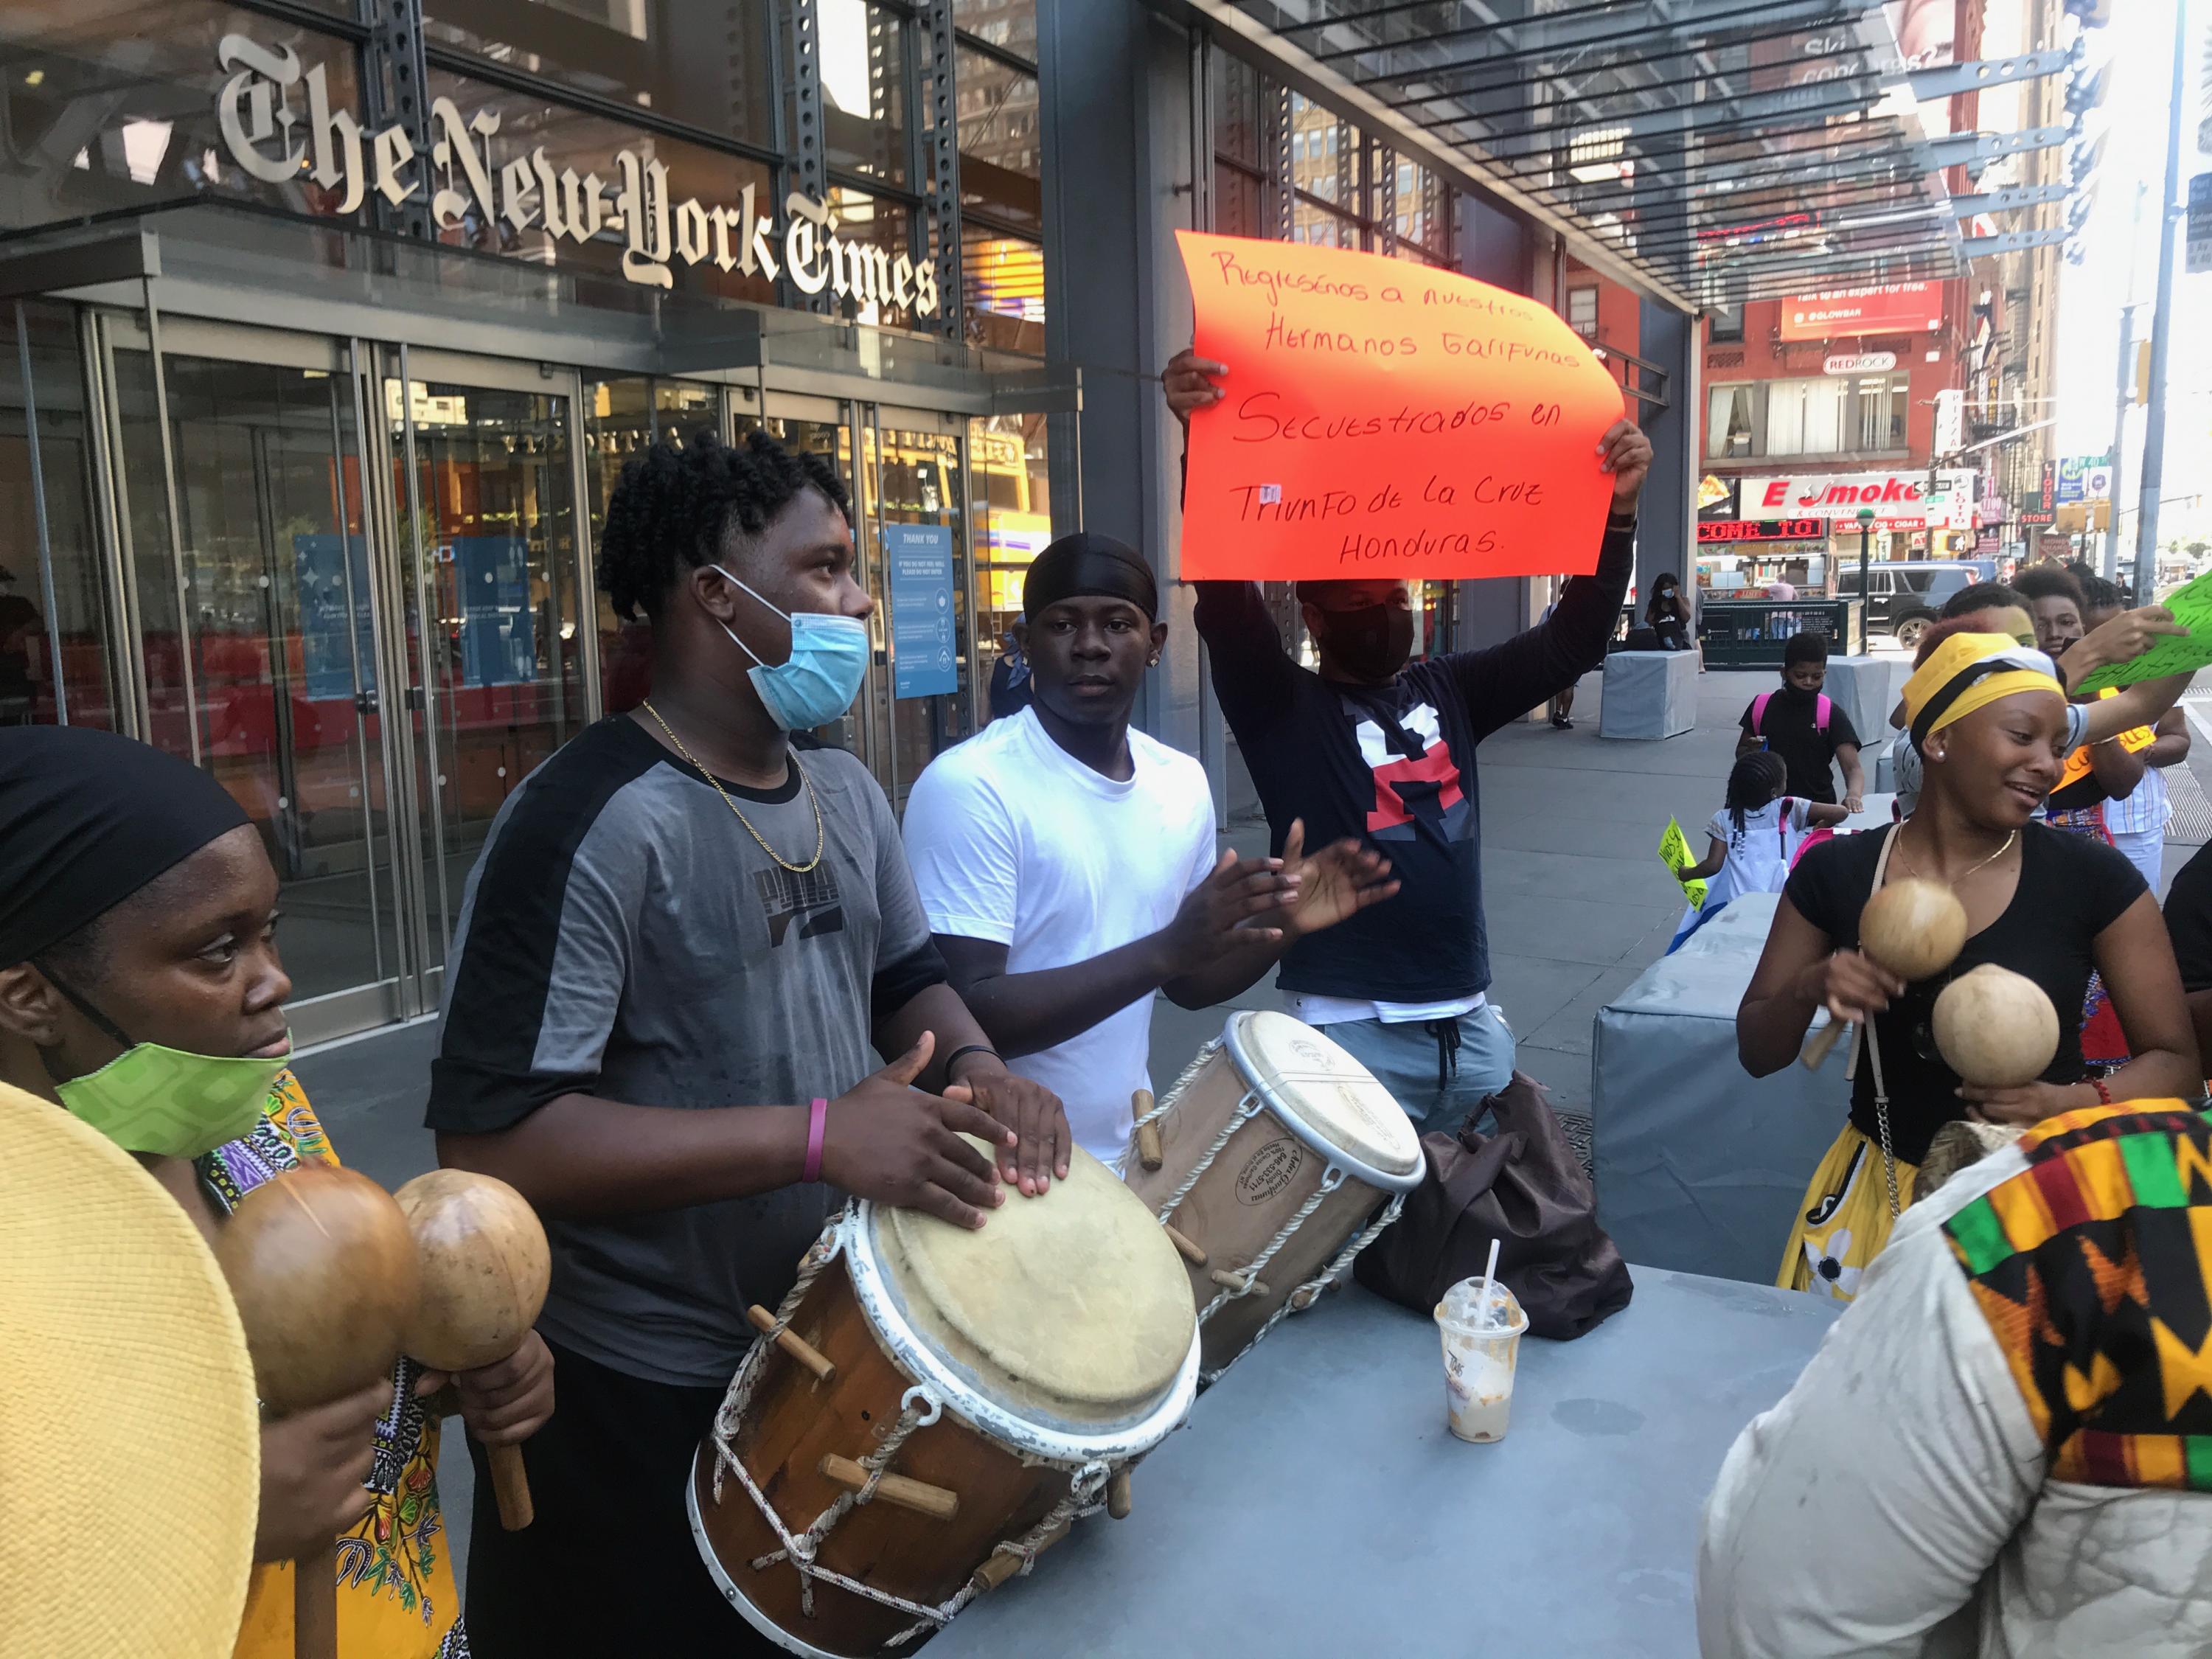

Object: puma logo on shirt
[755,865,845,945]
[1351,700,1471,842]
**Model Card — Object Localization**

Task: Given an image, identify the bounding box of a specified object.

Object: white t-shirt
[902,708,1217,1161]
[1702,797,1814,910]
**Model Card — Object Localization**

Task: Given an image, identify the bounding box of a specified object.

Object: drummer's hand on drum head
[1793,947,1905,1027]
[824,1032,1011,1229]
[945,1061,1071,1197]
[1279,818,1399,939]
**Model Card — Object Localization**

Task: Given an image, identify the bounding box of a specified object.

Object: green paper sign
[1658,815,1708,908]
[2073,568,2212,692]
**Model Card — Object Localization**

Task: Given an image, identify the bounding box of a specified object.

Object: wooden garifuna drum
[689,1141,1199,1656]
[1124,1009,1423,1380]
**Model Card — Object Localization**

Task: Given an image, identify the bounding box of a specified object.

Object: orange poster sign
[1175,230,1625,583]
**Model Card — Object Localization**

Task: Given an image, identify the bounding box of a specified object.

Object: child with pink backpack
[1668,752,1851,950]
[1735,631,1865,813]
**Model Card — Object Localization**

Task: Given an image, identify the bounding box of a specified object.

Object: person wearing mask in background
[426,429,1068,1658]
[986,622,1032,722]
[0,725,554,1659]
[1737,631,1864,813]
[903,532,1398,1170]
[1646,571,1693,651]
[1162,349,1652,1130]
[2079,574,2188,891]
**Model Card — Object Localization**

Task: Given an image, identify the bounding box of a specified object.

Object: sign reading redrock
[212,35,941,315]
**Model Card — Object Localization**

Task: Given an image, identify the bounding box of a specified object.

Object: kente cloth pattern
[198,1072,469,1659]
[1944,1103,2212,1492]
[1775,1121,1921,1303]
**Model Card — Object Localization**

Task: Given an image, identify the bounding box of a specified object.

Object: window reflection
[422,0,775,149]
[0,300,116,728]
[818,0,909,188]
[957,48,1039,232]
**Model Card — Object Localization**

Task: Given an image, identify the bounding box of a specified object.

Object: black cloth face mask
[1321,604,1415,681]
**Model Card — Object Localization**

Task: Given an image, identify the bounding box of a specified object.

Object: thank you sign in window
[887,525,958,699]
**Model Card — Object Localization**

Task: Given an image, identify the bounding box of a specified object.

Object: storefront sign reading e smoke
[212,35,941,316]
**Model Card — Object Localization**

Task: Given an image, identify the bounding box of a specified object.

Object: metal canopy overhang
[1169,0,1964,314]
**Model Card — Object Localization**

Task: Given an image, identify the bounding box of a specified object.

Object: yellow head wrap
[1901,631,2066,750]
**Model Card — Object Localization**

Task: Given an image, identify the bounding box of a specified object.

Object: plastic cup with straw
[1433,1237,1529,1443]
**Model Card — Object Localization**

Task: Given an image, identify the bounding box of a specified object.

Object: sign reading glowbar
[213,35,940,314]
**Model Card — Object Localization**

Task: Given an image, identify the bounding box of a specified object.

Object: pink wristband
[803,1097,829,1183]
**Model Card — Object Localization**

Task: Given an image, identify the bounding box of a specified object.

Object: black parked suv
[1832,561,1984,651]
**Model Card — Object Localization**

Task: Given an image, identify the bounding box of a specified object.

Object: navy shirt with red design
[1192,516,1636,1002]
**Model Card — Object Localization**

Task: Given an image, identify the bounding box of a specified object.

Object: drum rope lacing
[1194,1166,1343,1322]
[706,1215,1121,1648]
[1132,1040,1222,1133]
[1150,1088,1267,1222]
[1197,1191,1406,1388]
[1140,1039,1403,1371]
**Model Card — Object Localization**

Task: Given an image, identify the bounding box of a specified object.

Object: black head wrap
[1022,532,1158,621]
[0,727,251,966]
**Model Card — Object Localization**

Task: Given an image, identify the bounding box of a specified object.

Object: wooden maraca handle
[1801,1017,1849,1070]
[488,1441,535,1531]
[294,1537,338,1659]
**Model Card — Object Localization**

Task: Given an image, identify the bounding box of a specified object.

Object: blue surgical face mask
[708,565,871,732]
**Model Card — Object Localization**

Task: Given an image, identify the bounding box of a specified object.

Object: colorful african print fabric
[199,1071,469,1659]
[1944,1102,2212,1492]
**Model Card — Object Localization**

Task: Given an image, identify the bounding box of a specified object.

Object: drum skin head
[876,1141,1195,1426]
[1225,1010,1423,1182]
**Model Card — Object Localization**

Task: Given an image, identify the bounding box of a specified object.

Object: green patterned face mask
[54,1039,286,1158]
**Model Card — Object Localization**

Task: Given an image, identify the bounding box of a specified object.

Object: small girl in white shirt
[1674,752,1850,942]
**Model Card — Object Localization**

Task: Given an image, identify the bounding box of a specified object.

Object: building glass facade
[0,0,1068,1042]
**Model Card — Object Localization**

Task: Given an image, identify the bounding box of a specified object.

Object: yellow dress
[1775,1121,1922,1302]
[198,1072,467,1659]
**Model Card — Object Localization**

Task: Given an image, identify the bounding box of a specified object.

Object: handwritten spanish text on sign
[1175,230,1626,582]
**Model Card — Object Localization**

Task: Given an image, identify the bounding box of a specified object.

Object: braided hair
[597,428,852,622]
[1725,750,1788,840]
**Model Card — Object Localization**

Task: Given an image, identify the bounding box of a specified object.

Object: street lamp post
[1856,507,1877,654]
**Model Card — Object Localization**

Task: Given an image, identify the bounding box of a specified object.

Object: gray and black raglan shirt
[426,716,946,1389]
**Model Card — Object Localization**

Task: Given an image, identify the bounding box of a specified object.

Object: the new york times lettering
[212,33,940,313]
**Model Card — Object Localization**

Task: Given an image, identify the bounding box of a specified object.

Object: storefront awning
[0,203,1074,415]
[1178,0,1963,313]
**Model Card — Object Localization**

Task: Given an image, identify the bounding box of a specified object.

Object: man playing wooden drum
[428,430,1068,1658]
[902,532,1397,1175]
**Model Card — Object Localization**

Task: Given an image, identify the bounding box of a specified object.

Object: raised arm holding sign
[1172,231,1628,582]
[1159,240,1650,1133]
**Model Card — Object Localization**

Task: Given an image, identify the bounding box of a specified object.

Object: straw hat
[0,1081,259,1657]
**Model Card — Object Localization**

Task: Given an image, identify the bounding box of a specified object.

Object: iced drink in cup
[1433,1278,1528,1443]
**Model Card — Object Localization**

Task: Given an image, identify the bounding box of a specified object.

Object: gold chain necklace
[641,700,825,874]
[1894,827,2017,888]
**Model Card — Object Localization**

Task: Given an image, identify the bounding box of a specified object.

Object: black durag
[0,726,251,965]
[1022,532,1158,620]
